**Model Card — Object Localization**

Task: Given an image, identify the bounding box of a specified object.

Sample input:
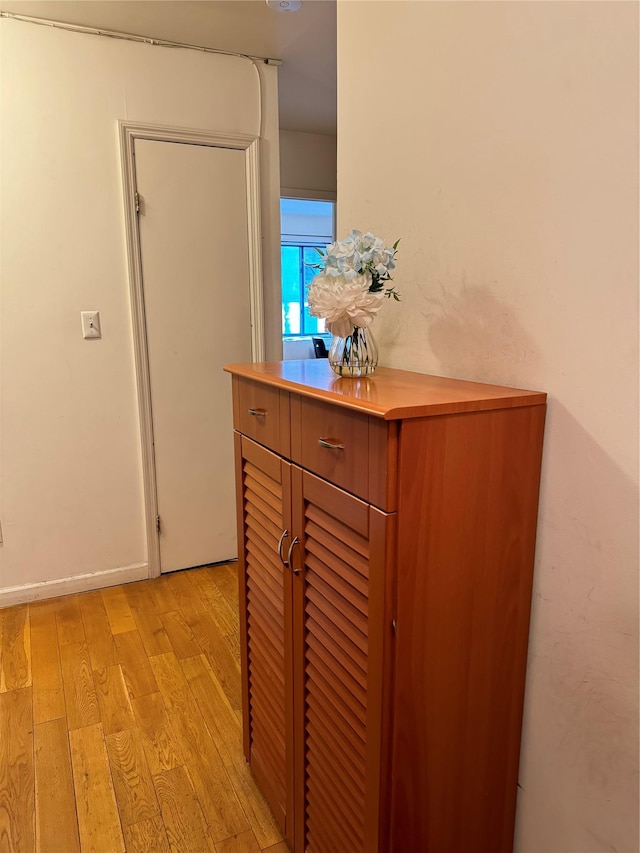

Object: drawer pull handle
[287,536,301,575]
[318,438,344,450]
[248,407,267,417]
[277,529,290,567]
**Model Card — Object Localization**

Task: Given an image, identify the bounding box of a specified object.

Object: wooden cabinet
[227,361,547,853]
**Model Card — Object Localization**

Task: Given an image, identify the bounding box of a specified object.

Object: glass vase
[328,326,378,377]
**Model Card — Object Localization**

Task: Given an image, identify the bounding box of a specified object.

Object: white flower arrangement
[307,230,400,338]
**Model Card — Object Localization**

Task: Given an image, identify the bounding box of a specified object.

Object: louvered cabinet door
[290,466,395,853]
[235,434,294,843]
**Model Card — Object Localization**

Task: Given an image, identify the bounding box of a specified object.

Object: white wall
[280,129,336,199]
[338,2,638,851]
[0,19,281,598]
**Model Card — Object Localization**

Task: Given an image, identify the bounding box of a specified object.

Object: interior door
[135,138,252,573]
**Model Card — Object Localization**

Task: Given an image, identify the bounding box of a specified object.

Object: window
[281,198,334,338]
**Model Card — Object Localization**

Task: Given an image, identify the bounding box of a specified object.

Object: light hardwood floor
[0,564,288,853]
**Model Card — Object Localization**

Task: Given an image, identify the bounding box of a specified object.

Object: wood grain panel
[236,378,290,456]
[78,591,118,670]
[291,395,371,502]
[101,586,137,635]
[123,817,171,853]
[0,687,35,852]
[131,691,184,777]
[181,654,283,850]
[215,828,262,853]
[149,576,181,616]
[54,595,85,646]
[236,437,294,844]
[391,405,546,853]
[124,582,173,657]
[190,566,239,638]
[35,717,80,853]
[291,469,382,853]
[225,359,546,420]
[30,600,65,724]
[188,610,242,711]
[0,604,31,692]
[114,629,159,699]
[93,665,136,735]
[60,641,100,730]
[164,570,210,616]
[153,765,214,853]
[0,566,287,853]
[160,610,202,659]
[69,722,125,853]
[106,727,159,827]
[149,651,249,842]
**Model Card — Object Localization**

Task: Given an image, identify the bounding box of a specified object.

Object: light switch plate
[81,311,101,339]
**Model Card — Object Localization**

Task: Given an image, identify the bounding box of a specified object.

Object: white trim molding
[0,563,149,608]
[119,121,265,578]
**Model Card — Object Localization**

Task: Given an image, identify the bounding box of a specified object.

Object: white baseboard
[0,562,149,608]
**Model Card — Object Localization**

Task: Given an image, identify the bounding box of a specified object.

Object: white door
[134,138,252,573]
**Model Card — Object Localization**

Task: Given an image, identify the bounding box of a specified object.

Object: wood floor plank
[0,608,4,687]
[59,641,100,731]
[182,655,282,850]
[130,691,184,776]
[149,652,250,842]
[0,687,35,852]
[149,576,181,615]
[189,568,238,636]
[187,610,242,710]
[54,595,86,646]
[215,829,262,853]
[114,629,159,699]
[34,717,80,853]
[123,816,171,853]
[78,591,118,670]
[69,722,125,853]
[106,728,159,827]
[30,600,65,724]
[154,765,215,853]
[160,610,203,659]
[261,843,290,853]
[93,665,136,735]
[0,567,286,853]
[207,563,240,613]
[0,604,32,692]
[100,586,137,635]
[165,569,211,615]
[124,583,173,657]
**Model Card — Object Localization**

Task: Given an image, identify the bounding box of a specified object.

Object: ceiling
[0,0,337,135]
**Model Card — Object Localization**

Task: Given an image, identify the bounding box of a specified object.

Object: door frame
[119,121,265,578]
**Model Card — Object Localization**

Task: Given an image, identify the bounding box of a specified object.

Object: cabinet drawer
[290,395,371,504]
[233,376,290,457]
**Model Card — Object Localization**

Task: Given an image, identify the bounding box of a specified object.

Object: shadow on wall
[517,399,639,851]
[424,283,543,386]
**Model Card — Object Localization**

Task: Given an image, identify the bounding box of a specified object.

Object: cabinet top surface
[224,360,546,420]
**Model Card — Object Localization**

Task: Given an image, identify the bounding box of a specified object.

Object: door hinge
[135,191,145,214]
[0,519,3,544]
[392,618,397,635]
[156,515,161,534]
